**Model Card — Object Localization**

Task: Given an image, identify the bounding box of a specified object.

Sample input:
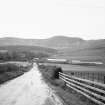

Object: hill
[44,36,84,49]
[0,45,57,54]
[0,36,84,49]
[0,45,57,61]
[53,39,105,63]
[0,36,105,63]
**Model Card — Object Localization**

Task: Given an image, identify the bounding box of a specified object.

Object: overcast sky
[0,0,104,40]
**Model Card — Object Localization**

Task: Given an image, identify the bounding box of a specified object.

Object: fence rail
[59,72,105,105]
[64,71,105,84]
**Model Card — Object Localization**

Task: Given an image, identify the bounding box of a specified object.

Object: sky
[0,0,104,40]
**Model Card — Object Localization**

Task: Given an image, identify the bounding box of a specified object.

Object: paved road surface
[0,63,59,105]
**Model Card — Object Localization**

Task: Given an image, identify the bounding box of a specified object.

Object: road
[0,63,62,105]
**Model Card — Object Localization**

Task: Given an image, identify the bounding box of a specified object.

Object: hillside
[0,45,57,54]
[53,39,105,63]
[59,39,105,55]
[0,36,84,49]
[0,45,57,61]
[0,36,105,62]
[44,36,84,48]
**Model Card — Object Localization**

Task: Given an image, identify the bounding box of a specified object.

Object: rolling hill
[0,36,105,62]
[0,36,84,49]
[53,38,105,63]
[0,45,57,54]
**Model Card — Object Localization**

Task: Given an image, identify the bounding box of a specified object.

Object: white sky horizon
[0,34,105,40]
[0,0,104,40]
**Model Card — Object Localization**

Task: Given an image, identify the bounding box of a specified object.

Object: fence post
[80,72,82,78]
[92,73,94,81]
[87,72,89,80]
[98,72,100,83]
[71,72,74,76]
[104,76,105,84]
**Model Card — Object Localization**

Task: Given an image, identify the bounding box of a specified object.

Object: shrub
[39,65,63,79]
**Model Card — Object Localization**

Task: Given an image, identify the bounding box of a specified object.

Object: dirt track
[0,63,60,105]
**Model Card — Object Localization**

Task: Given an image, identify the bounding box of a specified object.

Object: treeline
[0,51,49,62]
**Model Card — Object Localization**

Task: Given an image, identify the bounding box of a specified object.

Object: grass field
[41,63,105,84]
[59,64,105,84]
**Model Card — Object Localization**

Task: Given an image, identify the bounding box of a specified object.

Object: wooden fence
[64,71,105,84]
[59,72,105,105]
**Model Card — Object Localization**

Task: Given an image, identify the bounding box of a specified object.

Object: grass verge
[39,64,98,105]
[0,63,32,84]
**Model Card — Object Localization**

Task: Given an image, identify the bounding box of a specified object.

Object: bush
[39,64,66,88]
[39,65,63,79]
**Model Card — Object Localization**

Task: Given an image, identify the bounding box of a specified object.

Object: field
[59,64,105,84]
[41,63,105,84]
[62,64,105,84]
